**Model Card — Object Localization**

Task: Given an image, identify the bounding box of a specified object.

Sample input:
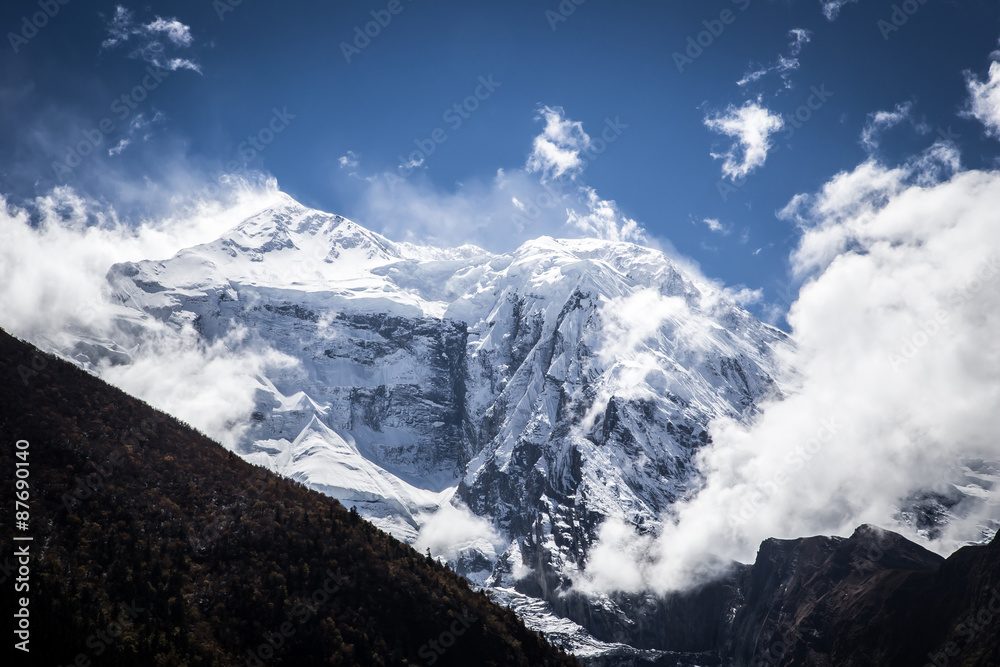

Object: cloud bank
[0,180,291,447]
[580,140,1000,594]
[415,503,505,562]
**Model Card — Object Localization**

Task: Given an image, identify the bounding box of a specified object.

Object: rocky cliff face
[719,524,1000,667]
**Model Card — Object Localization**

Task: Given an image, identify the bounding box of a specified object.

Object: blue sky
[3,0,1000,325]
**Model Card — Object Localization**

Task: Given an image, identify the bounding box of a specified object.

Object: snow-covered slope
[77,194,792,660]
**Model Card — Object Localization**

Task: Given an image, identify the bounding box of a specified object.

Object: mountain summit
[82,195,791,658]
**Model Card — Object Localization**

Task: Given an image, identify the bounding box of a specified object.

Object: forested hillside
[0,329,578,667]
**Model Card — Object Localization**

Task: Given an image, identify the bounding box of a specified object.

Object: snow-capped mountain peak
[89,193,791,658]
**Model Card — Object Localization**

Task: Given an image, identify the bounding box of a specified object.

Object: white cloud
[399,155,425,170]
[347,107,650,251]
[821,0,859,21]
[338,150,359,169]
[163,58,201,73]
[699,217,729,235]
[145,17,194,47]
[861,101,912,150]
[101,5,134,49]
[705,100,785,180]
[788,28,812,57]
[415,503,504,561]
[108,138,130,156]
[356,165,650,252]
[526,105,593,181]
[565,188,647,244]
[101,324,299,449]
[101,5,201,73]
[736,68,769,87]
[860,101,930,152]
[965,60,1000,137]
[737,29,810,88]
[107,113,164,157]
[725,286,763,305]
[0,181,290,448]
[579,144,1000,594]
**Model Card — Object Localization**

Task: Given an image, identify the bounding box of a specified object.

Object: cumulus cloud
[338,150,359,169]
[144,17,194,47]
[101,5,201,73]
[965,60,1000,137]
[699,217,729,235]
[0,180,291,448]
[705,100,785,180]
[526,105,593,181]
[724,285,763,306]
[565,188,646,244]
[579,143,1000,594]
[820,0,859,21]
[415,502,504,561]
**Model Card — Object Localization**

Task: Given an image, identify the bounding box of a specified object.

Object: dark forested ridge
[0,329,578,667]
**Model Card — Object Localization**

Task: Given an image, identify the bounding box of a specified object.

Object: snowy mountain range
[63,194,793,660]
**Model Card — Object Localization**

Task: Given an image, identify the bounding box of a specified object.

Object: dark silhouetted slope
[0,329,578,667]
[723,524,1000,666]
